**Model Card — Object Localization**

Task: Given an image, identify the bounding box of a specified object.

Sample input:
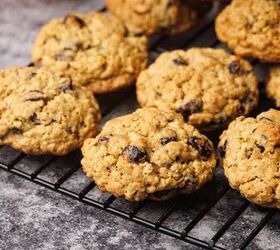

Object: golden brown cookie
[219,109,280,209]
[215,0,280,62]
[81,107,216,202]
[0,66,101,155]
[136,48,259,131]
[32,12,148,94]
[105,0,198,35]
[266,65,280,107]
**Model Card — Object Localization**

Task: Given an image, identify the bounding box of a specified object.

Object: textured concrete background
[0,1,279,250]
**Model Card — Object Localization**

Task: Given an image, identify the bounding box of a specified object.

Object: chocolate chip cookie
[105,0,198,35]
[215,0,280,62]
[136,48,259,131]
[32,11,148,94]
[0,67,101,155]
[219,109,280,209]
[81,107,216,202]
[266,65,280,107]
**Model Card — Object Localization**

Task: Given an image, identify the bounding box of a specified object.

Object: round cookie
[215,0,280,62]
[0,67,101,155]
[105,0,198,35]
[32,11,148,94]
[266,65,280,107]
[218,109,280,209]
[81,107,216,202]
[136,48,259,131]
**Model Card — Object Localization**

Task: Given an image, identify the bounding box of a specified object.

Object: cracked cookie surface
[32,11,148,93]
[219,109,280,208]
[81,107,216,202]
[0,67,101,155]
[136,48,259,131]
[215,0,280,62]
[105,0,198,35]
[266,65,280,107]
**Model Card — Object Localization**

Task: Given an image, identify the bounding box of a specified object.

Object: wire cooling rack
[0,2,279,249]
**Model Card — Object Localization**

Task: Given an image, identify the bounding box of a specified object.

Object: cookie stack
[1,0,280,208]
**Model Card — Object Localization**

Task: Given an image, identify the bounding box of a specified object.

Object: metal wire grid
[0,2,278,249]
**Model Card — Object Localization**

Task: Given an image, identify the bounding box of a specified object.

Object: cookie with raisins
[105,0,198,36]
[81,107,216,202]
[215,0,280,62]
[0,66,100,155]
[136,48,259,131]
[32,11,148,93]
[266,65,280,107]
[219,109,280,209]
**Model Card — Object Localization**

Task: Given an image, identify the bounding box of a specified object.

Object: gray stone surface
[0,1,279,250]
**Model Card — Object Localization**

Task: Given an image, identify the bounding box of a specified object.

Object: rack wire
[0,2,279,249]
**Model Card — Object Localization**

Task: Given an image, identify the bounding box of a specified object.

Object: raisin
[259,117,273,122]
[176,100,202,121]
[54,52,73,61]
[26,72,37,80]
[25,90,45,102]
[63,14,86,28]
[218,140,227,157]
[237,105,245,115]
[161,136,177,145]
[255,142,265,153]
[173,58,188,66]
[30,113,40,125]
[65,127,73,134]
[10,127,23,134]
[59,80,73,93]
[228,60,241,74]
[187,136,212,158]
[98,136,110,145]
[122,146,148,163]
[25,96,45,102]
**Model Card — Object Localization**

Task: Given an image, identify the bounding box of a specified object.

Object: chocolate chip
[218,140,227,158]
[98,136,110,145]
[228,60,241,74]
[187,136,212,158]
[173,58,188,66]
[176,100,202,121]
[161,136,177,145]
[63,14,86,28]
[122,146,148,163]
[59,80,73,93]
[29,113,40,125]
[10,127,23,134]
[255,142,265,153]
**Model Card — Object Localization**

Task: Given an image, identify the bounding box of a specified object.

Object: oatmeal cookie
[215,0,280,62]
[81,107,216,202]
[32,12,148,93]
[136,48,259,131]
[219,109,280,208]
[0,66,101,155]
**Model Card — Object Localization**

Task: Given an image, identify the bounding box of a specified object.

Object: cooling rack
[0,2,279,249]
